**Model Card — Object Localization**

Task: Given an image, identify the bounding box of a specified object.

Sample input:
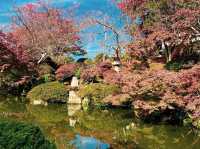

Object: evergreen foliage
[0,120,56,149]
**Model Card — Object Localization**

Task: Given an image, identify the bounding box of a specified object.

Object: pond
[0,96,200,149]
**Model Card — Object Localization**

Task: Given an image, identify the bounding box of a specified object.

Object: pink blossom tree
[116,0,200,62]
[11,1,84,60]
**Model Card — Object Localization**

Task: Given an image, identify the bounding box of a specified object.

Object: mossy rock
[103,94,132,106]
[0,120,56,149]
[78,83,120,104]
[27,81,69,104]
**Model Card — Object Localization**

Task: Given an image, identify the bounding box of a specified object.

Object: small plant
[42,74,55,83]
[114,128,135,146]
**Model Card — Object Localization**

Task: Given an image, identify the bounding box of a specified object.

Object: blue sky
[0,0,130,58]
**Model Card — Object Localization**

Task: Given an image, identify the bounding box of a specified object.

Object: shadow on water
[0,96,200,149]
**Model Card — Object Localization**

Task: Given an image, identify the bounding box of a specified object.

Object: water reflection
[68,104,81,117]
[0,99,200,149]
[71,134,110,149]
[68,104,81,127]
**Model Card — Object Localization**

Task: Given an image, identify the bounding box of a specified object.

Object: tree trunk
[167,48,172,62]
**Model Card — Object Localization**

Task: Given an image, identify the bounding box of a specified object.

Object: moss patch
[78,83,120,104]
[27,81,69,103]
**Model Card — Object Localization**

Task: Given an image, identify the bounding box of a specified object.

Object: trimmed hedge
[0,120,56,149]
[27,81,69,103]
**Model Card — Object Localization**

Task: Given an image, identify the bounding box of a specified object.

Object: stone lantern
[112,57,121,72]
[68,76,81,104]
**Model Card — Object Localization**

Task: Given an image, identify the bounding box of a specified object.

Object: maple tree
[116,0,200,62]
[0,31,35,92]
[55,64,77,82]
[0,31,33,73]
[11,1,84,60]
[102,61,200,124]
[81,67,97,83]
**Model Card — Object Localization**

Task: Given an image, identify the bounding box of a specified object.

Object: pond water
[0,96,200,149]
[71,134,110,149]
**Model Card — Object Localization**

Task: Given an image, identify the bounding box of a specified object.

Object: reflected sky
[71,134,110,149]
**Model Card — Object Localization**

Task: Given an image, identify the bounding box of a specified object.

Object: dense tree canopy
[11,1,84,60]
[116,0,200,62]
[0,31,33,73]
[0,31,35,93]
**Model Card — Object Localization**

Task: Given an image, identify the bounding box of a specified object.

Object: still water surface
[0,96,200,149]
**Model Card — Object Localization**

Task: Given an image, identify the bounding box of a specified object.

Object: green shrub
[165,61,183,71]
[41,74,56,83]
[27,81,69,103]
[75,68,81,79]
[0,120,56,149]
[37,65,56,83]
[78,83,120,104]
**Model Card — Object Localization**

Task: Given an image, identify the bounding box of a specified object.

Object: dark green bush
[165,61,183,71]
[0,120,56,149]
